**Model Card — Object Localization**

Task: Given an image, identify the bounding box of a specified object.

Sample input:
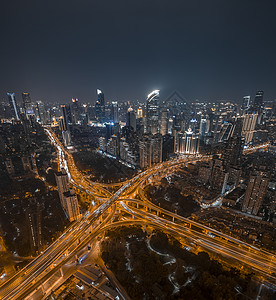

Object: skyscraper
[242,112,258,144]
[63,188,81,222]
[253,90,264,113]
[160,108,168,136]
[177,128,199,155]
[95,89,105,123]
[242,170,269,215]
[127,109,136,132]
[241,96,251,111]
[111,101,119,123]
[55,169,80,221]
[7,92,20,120]
[145,90,160,135]
[22,92,34,116]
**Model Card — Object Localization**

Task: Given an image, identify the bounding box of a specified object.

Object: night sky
[1,0,276,103]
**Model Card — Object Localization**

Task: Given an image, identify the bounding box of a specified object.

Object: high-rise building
[145,90,160,135]
[111,101,119,123]
[22,92,34,116]
[63,188,81,222]
[127,109,136,132]
[139,135,152,169]
[253,91,264,112]
[242,112,258,144]
[35,101,47,124]
[160,108,168,136]
[71,98,80,124]
[241,96,251,111]
[242,171,269,215]
[7,92,20,120]
[177,128,199,155]
[137,107,143,119]
[199,117,210,138]
[151,134,163,164]
[95,89,105,123]
[60,105,70,131]
[55,168,70,210]
[55,169,80,221]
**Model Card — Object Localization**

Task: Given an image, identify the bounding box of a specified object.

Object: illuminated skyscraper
[241,95,251,111]
[242,112,258,144]
[145,90,160,135]
[22,92,34,116]
[95,89,105,123]
[71,98,80,124]
[7,92,20,120]
[253,90,264,112]
[177,128,199,154]
[111,101,119,123]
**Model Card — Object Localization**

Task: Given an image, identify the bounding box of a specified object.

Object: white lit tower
[145,90,160,135]
[7,92,20,120]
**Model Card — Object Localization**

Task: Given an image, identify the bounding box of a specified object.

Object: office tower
[242,171,269,215]
[242,112,258,144]
[139,135,152,169]
[145,90,160,135]
[99,136,107,152]
[61,105,70,131]
[55,168,70,209]
[7,92,20,120]
[71,98,80,124]
[95,89,105,123]
[127,109,136,132]
[160,108,168,136]
[177,128,199,154]
[111,101,119,123]
[59,117,67,131]
[35,101,47,124]
[55,169,80,221]
[63,188,81,222]
[253,91,264,124]
[218,121,234,142]
[151,134,162,164]
[137,107,143,119]
[253,91,264,112]
[106,135,119,157]
[199,117,210,138]
[22,92,34,116]
[241,96,251,111]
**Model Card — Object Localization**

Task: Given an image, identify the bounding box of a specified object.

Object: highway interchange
[0,128,274,299]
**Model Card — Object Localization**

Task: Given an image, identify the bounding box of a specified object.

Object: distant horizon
[1,87,275,106]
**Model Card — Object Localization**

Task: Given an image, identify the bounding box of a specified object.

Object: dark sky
[1,0,276,104]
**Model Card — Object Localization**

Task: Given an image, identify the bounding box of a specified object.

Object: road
[0,129,273,299]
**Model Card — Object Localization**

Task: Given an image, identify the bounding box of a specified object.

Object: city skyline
[1,0,276,102]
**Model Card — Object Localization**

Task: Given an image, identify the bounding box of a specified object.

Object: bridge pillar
[89,224,93,233]
[137,203,139,209]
